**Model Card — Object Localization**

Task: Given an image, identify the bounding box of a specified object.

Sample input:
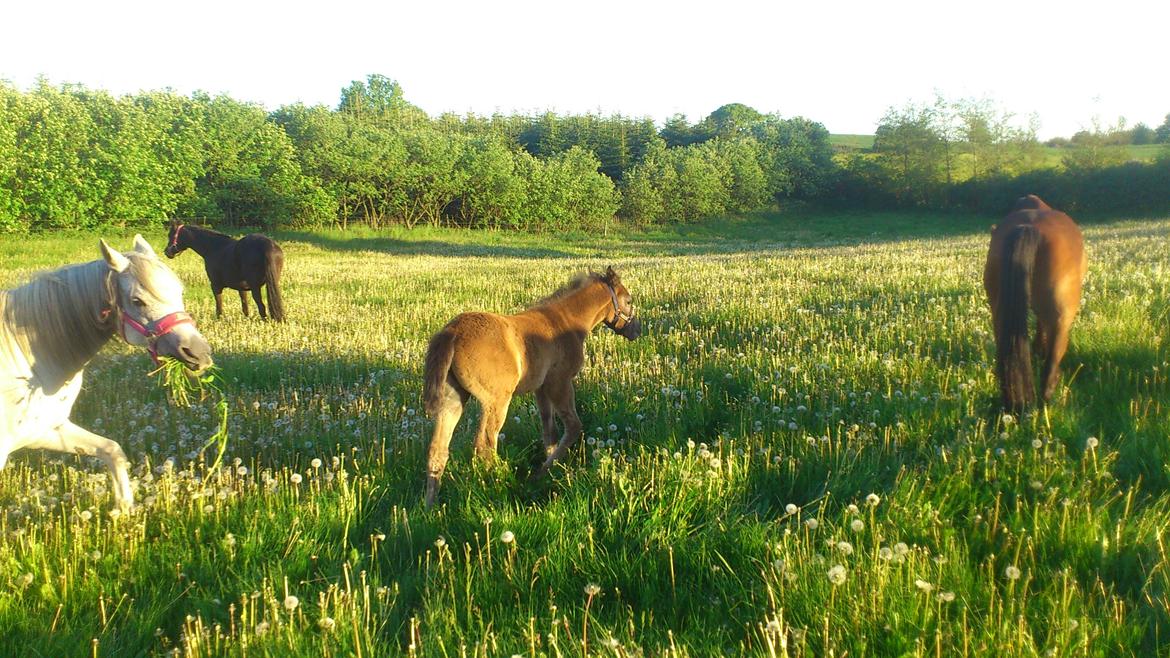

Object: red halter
[119,306,196,364]
[167,224,185,253]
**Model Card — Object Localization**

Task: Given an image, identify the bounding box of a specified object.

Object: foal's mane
[528,269,619,309]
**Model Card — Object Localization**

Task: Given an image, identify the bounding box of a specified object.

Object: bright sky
[2,0,1166,139]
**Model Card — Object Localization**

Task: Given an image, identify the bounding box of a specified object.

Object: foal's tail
[997,224,1041,410]
[265,249,285,322]
[424,329,457,416]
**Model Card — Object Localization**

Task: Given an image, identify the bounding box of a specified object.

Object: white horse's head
[100,235,213,371]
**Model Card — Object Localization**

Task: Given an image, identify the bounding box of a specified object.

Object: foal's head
[600,266,641,341]
[101,235,213,371]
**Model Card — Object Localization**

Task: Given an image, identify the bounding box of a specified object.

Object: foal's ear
[132,234,158,258]
[604,265,620,283]
[100,239,131,273]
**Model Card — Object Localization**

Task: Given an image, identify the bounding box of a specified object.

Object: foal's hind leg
[473,395,511,462]
[533,381,582,478]
[425,386,467,508]
[213,287,225,318]
[239,290,250,317]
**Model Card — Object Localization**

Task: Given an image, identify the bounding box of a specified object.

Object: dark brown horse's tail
[424,329,456,416]
[265,249,284,322]
[997,224,1041,410]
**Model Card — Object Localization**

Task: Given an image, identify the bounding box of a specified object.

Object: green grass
[1,210,1168,656]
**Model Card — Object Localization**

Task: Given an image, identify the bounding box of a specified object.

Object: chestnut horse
[423,267,641,507]
[983,195,1087,411]
[164,222,285,321]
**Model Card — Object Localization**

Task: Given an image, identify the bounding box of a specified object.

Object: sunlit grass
[0,211,1167,656]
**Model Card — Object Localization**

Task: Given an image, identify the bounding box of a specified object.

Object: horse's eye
[131,297,145,307]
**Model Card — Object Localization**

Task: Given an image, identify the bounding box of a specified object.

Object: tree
[1155,113,1170,143]
[871,103,948,205]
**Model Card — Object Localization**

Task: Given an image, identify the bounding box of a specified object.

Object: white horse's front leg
[25,423,135,511]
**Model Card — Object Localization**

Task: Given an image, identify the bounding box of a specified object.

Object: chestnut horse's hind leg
[1040,314,1074,403]
[533,381,582,478]
[425,387,466,508]
[473,395,510,461]
[239,290,250,317]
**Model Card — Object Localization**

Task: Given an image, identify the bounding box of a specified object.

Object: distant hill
[829,134,875,151]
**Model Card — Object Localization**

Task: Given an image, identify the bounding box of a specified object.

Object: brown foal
[422,267,641,507]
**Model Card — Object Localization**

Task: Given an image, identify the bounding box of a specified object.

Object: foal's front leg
[533,382,582,478]
[239,290,250,317]
[25,422,135,511]
[535,387,559,457]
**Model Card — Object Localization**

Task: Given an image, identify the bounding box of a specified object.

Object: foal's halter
[602,282,634,330]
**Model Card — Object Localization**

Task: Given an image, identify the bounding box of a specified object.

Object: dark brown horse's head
[164,220,188,259]
[1012,194,1052,212]
[601,266,641,340]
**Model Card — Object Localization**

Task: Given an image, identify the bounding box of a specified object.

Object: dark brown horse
[983,195,1087,411]
[164,222,285,321]
[422,267,641,507]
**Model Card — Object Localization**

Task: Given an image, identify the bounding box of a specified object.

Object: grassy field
[1,210,1168,657]
[829,134,1169,167]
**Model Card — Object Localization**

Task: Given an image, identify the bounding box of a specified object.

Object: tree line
[0,76,832,232]
[1,75,1167,233]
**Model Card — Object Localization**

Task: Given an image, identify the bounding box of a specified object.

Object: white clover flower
[827,564,847,585]
[284,595,299,611]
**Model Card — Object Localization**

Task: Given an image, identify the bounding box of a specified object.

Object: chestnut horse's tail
[424,329,457,416]
[997,224,1041,410]
[264,247,284,322]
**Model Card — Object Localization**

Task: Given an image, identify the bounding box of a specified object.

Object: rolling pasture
[0,211,1168,656]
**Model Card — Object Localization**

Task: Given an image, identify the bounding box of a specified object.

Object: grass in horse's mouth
[151,357,230,472]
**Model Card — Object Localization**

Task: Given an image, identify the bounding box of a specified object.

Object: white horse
[0,235,212,510]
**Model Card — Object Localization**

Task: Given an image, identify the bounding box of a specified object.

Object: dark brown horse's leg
[239,290,250,317]
[425,389,465,508]
[533,383,581,478]
[1040,316,1073,403]
[535,387,559,457]
[473,396,509,461]
[213,288,225,318]
[252,287,267,320]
